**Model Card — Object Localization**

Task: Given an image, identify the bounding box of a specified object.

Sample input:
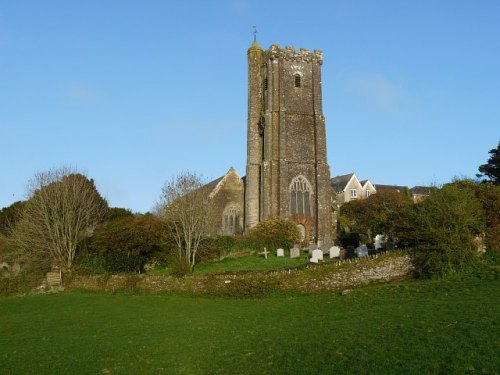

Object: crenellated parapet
[266,44,323,64]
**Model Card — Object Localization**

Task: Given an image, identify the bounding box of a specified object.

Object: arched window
[290,176,312,216]
[222,205,242,235]
[294,73,301,88]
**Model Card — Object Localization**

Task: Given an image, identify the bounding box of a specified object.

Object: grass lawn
[149,251,308,276]
[0,269,499,374]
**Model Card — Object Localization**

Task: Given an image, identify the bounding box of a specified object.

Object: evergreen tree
[477,141,500,185]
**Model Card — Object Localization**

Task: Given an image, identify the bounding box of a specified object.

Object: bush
[0,266,47,296]
[86,214,167,274]
[399,184,485,277]
[339,232,360,249]
[247,217,300,250]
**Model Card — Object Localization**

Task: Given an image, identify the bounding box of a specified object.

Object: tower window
[264,78,268,91]
[294,74,301,88]
[290,176,312,216]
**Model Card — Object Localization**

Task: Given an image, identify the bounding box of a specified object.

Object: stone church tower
[245,41,332,244]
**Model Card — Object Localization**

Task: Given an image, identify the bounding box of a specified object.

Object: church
[206,40,333,245]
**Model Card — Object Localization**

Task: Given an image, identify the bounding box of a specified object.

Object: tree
[0,201,26,236]
[89,214,167,273]
[8,167,108,272]
[158,171,213,275]
[477,141,500,185]
[340,190,413,244]
[394,184,485,277]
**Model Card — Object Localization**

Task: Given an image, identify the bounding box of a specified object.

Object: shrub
[339,232,360,249]
[87,214,167,273]
[247,217,300,250]
[399,184,485,277]
[0,265,47,296]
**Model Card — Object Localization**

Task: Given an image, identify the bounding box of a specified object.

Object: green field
[147,251,308,276]
[1,266,499,375]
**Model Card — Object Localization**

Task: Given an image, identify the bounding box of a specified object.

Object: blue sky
[1,0,499,212]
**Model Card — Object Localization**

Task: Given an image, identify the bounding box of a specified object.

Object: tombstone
[355,245,368,257]
[340,247,348,260]
[309,257,319,264]
[329,246,340,258]
[290,244,300,258]
[277,248,284,257]
[263,247,268,259]
[312,249,323,261]
[374,234,384,250]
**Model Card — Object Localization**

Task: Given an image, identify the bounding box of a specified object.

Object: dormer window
[294,74,301,88]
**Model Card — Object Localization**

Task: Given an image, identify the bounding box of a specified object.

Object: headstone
[312,249,323,261]
[277,248,284,257]
[374,234,384,250]
[329,246,340,258]
[309,257,319,264]
[290,245,300,258]
[355,245,368,257]
[263,247,268,259]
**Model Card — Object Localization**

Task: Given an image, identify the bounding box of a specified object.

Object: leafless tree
[158,171,213,274]
[9,167,107,272]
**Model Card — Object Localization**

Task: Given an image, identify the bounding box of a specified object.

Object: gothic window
[290,176,312,216]
[222,205,242,235]
[294,74,301,88]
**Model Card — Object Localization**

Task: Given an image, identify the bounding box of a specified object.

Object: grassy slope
[148,252,307,276]
[0,271,499,374]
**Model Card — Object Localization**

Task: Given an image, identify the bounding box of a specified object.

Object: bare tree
[9,167,107,272]
[159,171,213,274]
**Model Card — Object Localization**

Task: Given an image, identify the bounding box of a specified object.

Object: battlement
[265,44,323,63]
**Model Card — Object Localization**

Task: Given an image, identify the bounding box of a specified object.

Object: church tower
[245,42,332,244]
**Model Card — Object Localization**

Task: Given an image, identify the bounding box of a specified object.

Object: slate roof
[203,176,224,193]
[374,184,408,193]
[330,173,355,192]
[410,186,433,195]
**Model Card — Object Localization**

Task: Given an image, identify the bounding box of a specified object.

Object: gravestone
[312,249,323,261]
[355,245,368,257]
[329,246,340,258]
[277,248,284,257]
[263,247,268,259]
[309,257,319,264]
[374,234,385,250]
[290,245,300,258]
